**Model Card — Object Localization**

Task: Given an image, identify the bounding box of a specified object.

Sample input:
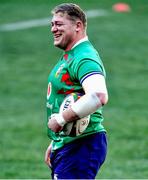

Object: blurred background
[0,0,148,178]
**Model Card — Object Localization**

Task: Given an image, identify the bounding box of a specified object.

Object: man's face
[51,12,77,51]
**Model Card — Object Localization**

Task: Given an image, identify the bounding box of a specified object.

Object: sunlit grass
[0,0,148,178]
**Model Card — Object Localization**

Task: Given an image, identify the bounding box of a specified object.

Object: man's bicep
[82,74,108,94]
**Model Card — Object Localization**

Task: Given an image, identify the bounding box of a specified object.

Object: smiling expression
[51,12,79,51]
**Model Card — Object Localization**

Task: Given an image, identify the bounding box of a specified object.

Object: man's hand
[48,113,65,133]
[45,143,52,167]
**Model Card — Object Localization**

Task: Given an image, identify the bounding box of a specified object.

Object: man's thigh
[51,132,107,179]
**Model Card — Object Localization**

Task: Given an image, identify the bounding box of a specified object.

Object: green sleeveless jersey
[46,41,106,151]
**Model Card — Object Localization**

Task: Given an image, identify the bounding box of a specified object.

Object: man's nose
[51,25,58,33]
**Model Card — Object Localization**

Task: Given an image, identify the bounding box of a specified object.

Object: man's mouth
[54,34,62,39]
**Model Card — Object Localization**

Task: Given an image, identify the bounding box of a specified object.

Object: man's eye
[50,22,64,28]
[50,23,54,27]
[56,23,63,27]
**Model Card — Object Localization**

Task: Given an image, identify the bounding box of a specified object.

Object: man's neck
[64,35,88,52]
[71,36,88,50]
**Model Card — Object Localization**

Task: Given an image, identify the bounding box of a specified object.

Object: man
[45,3,108,179]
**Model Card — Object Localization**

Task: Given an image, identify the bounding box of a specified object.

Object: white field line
[0,9,108,31]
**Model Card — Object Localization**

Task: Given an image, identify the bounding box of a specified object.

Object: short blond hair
[51,3,87,28]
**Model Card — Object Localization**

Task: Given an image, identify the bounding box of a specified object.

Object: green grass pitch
[0,0,148,178]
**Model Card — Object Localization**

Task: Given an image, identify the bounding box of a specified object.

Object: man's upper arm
[82,74,108,95]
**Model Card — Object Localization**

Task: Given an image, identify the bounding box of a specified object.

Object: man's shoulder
[72,41,99,61]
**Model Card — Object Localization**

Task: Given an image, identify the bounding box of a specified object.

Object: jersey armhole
[80,71,104,84]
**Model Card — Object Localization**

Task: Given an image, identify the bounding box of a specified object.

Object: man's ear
[75,21,83,32]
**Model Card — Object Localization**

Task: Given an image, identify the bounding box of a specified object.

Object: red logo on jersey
[58,88,75,95]
[47,82,52,100]
[61,72,74,85]
[63,54,68,60]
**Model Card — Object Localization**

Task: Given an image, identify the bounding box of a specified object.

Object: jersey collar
[71,36,88,50]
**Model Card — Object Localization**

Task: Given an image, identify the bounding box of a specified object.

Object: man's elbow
[96,92,108,106]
